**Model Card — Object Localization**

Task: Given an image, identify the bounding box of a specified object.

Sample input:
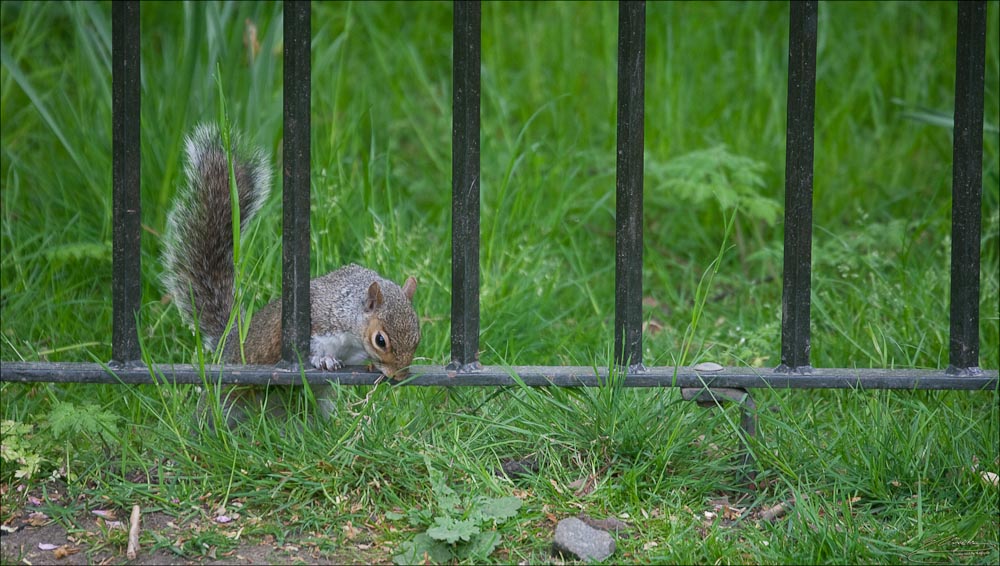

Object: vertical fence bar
[449,0,482,372]
[948,0,986,375]
[111,1,141,365]
[614,0,646,370]
[282,0,312,365]
[777,0,818,374]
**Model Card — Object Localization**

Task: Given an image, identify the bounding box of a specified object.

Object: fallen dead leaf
[570,475,597,497]
[721,505,743,521]
[644,319,665,335]
[53,545,81,559]
[27,512,49,526]
[244,18,261,60]
[342,521,359,540]
[982,471,999,487]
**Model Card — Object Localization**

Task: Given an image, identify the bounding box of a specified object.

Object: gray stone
[552,517,616,562]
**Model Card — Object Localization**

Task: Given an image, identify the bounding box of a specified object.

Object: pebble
[552,517,615,562]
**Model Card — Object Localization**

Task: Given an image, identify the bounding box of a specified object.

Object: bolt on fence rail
[1,1,996,394]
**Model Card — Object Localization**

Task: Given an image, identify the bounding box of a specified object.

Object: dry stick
[759,495,806,523]
[126,505,141,559]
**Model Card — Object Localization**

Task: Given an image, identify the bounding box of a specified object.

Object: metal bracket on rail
[681,383,758,488]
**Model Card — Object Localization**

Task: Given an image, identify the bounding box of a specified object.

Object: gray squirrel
[162,123,421,423]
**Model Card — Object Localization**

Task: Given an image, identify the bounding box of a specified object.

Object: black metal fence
[2,1,996,395]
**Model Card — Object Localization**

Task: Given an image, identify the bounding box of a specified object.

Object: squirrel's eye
[374,332,387,349]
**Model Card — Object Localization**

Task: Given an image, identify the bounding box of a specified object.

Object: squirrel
[162,123,421,424]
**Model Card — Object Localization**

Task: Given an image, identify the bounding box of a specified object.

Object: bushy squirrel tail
[162,123,272,350]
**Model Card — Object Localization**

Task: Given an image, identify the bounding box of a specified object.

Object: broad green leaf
[426,516,480,544]
[454,531,502,561]
[470,496,522,524]
[393,533,452,565]
[431,476,461,513]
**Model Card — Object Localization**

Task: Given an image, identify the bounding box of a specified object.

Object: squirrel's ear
[402,277,417,302]
[365,281,384,313]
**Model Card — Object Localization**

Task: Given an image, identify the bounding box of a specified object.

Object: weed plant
[1,1,998,564]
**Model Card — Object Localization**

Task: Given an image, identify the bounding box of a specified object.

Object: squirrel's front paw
[310,355,343,371]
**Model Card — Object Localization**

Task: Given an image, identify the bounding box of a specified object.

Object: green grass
[2,1,998,564]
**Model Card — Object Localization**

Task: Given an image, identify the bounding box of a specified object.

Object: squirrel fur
[163,123,421,423]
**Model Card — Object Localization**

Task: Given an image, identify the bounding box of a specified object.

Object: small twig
[759,495,805,523]
[126,505,141,559]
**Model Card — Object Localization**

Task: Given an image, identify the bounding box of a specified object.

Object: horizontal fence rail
[2,362,996,391]
[0,0,996,394]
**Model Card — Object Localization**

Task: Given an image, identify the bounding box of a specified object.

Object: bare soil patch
[1,505,389,565]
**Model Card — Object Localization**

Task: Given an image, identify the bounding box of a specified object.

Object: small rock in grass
[552,517,615,562]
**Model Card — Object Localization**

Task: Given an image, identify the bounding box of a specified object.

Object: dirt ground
[1,506,388,565]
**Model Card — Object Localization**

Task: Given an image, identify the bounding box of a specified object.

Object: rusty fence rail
[1,1,996,396]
